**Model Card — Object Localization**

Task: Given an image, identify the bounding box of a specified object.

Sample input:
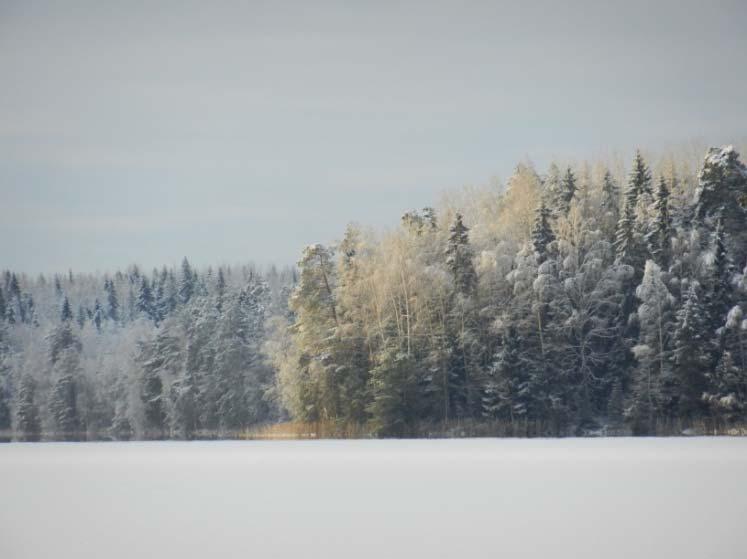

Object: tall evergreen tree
[15,375,40,442]
[137,276,155,321]
[60,296,73,322]
[531,200,555,263]
[445,213,477,296]
[179,257,195,305]
[671,284,709,418]
[599,170,620,241]
[558,166,577,215]
[695,145,747,268]
[105,278,120,322]
[646,175,673,269]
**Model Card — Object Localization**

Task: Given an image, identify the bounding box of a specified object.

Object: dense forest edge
[1,144,746,441]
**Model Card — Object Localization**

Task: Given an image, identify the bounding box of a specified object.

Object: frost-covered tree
[646,175,673,269]
[629,260,676,433]
[671,284,709,418]
[445,213,477,296]
[15,375,40,442]
[531,200,555,263]
[179,257,195,305]
[695,145,747,268]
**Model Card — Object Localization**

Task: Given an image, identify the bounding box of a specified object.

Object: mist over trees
[0,145,745,440]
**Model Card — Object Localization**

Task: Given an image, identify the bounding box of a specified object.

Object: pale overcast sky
[1,0,746,274]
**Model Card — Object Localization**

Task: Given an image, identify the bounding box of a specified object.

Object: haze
[1,0,746,273]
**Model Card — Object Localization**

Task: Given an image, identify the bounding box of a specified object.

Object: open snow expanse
[1,438,746,559]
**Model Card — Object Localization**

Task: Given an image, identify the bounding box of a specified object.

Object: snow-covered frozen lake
[1,438,746,559]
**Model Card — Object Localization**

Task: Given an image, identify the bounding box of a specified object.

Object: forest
[1,145,745,440]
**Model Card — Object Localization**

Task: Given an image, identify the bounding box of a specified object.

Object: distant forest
[1,145,746,440]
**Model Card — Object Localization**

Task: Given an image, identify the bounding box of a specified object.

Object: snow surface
[1,438,746,558]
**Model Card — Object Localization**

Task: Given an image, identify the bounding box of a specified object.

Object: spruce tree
[49,360,81,441]
[646,175,673,269]
[60,296,73,322]
[559,166,577,215]
[92,299,103,332]
[629,260,676,434]
[179,257,194,304]
[105,278,120,322]
[367,346,415,437]
[671,284,709,418]
[0,287,6,322]
[16,375,40,442]
[695,145,747,268]
[531,200,555,263]
[76,304,87,329]
[445,213,477,296]
[706,219,734,339]
[630,150,653,199]
[136,276,155,321]
[600,170,620,241]
[614,175,640,268]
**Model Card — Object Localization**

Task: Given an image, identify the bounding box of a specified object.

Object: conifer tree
[695,145,747,267]
[706,219,734,339]
[558,166,577,215]
[15,375,40,442]
[647,176,673,269]
[600,170,620,241]
[671,284,709,418]
[629,260,676,434]
[137,276,155,321]
[531,200,555,263]
[76,304,87,329]
[445,213,477,296]
[92,299,103,332]
[105,279,120,322]
[49,360,81,441]
[614,175,641,268]
[179,257,194,305]
[60,296,73,322]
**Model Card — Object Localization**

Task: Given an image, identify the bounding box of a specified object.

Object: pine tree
[531,200,555,263]
[445,213,477,296]
[0,287,6,322]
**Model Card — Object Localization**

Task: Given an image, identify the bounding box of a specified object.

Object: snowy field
[1,438,746,559]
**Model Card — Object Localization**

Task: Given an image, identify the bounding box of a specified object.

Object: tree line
[0,145,745,439]
[269,145,747,436]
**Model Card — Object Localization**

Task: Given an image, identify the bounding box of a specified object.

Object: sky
[1,0,746,274]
